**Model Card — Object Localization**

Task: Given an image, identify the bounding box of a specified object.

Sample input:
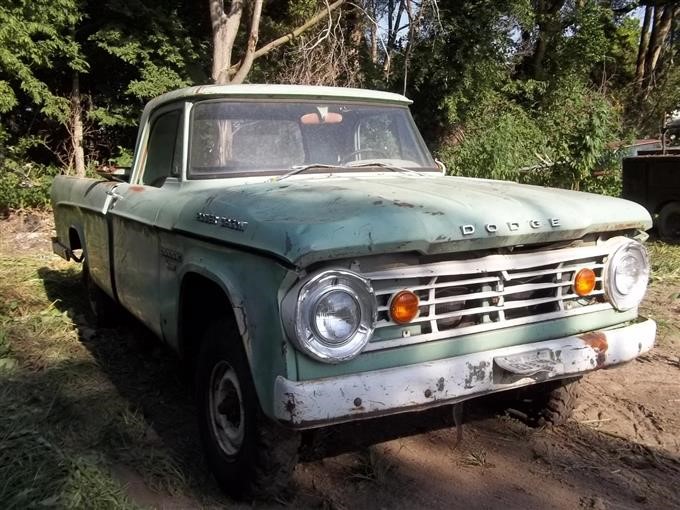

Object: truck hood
[173,174,652,267]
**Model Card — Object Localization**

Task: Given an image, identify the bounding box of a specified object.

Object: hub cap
[208,361,245,456]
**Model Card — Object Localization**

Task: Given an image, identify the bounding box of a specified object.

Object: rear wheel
[195,319,300,499]
[658,202,680,241]
[506,377,582,427]
[82,261,119,327]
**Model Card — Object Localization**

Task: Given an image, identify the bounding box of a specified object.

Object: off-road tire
[82,261,119,327]
[658,202,680,242]
[195,319,300,500]
[509,377,582,427]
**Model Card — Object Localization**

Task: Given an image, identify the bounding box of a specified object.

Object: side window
[143,110,182,187]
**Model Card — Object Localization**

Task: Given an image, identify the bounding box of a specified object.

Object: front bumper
[274,319,656,429]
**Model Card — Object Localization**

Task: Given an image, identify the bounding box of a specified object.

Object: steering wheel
[339,148,389,164]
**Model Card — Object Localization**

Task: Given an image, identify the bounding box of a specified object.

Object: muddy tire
[509,377,582,427]
[195,319,300,500]
[82,261,119,327]
[658,202,680,242]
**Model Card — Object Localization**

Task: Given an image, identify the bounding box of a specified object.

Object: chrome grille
[362,240,622,352]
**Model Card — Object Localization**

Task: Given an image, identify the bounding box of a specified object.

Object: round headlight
[313,290,360,343]
[292,270,376,363]
[604,240,649,311]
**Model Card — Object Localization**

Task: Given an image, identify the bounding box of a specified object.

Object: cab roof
[144,84,412,115]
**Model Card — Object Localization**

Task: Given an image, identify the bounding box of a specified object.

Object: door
[108,107,184,336]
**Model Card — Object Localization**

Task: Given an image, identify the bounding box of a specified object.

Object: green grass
[0,256,190,508]
[648,241,680,283]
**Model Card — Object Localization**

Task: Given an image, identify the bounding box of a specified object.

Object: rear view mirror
[300,112,343,125]
[96,165,131,183]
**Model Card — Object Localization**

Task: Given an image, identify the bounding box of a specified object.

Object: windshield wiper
[271,163,337,182]
[343,161,424,176]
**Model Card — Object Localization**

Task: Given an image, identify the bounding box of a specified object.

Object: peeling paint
[284,232,293,254]
[580,331,608,367]
[391,200,416,208]
[464,361,489,389]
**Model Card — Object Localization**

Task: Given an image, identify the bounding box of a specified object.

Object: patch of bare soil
[0,210,54,256]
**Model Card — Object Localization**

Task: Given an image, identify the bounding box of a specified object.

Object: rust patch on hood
[130,185,145,192]
[580,331,608,367]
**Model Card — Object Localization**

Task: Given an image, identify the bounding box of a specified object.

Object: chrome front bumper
[273,319,656,429]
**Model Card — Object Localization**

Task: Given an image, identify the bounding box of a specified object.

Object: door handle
[106,188,124,201]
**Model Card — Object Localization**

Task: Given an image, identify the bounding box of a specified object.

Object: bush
[438,76,624,196]
[0,162,59,210]
[438,91,547,182]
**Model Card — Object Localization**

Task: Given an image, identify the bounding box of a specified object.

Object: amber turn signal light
[573,268,596,297]
[389,290,420,324]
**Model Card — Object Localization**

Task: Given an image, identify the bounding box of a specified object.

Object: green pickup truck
[51,85,656,498]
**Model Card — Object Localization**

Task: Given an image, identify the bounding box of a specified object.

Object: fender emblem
[196,212,248,232]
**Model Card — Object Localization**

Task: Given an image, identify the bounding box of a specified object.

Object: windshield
[189,100,435,178]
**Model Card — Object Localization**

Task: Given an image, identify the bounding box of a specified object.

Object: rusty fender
[273,319,656,429]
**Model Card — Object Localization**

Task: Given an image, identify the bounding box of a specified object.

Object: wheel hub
[208,361,245,457]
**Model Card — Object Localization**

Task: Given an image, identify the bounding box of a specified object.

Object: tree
[208,0,347,85]
[0,0,86,174]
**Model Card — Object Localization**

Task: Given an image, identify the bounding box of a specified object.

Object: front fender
[165,234,299,419]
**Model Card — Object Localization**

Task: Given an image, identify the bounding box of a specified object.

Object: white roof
[144,84,412,114]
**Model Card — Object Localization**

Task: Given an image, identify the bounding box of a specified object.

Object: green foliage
[440,92,547,181]
[109,146,134,168]
[0,162,59,210]
[439,73,623,194]
[0,0,86,123]
[538,76,622,189]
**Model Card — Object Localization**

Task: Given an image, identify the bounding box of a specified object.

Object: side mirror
[435,159,447,175]
[96,166,131,183]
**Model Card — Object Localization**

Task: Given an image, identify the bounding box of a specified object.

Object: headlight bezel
[285,269,376,363]
[604,240,650,311]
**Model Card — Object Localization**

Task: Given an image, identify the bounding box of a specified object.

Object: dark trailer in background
[622,155,680,240]
[622,117,680,241]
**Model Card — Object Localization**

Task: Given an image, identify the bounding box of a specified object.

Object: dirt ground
[1,211,679,510]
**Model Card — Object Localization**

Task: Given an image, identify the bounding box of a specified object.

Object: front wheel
[195,319,300,499]
[507,377,582,427]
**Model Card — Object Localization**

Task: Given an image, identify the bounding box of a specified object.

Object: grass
[459,449,492,468]
[350,447,395,484]
[647,241,680,283]
[0,256,192,508]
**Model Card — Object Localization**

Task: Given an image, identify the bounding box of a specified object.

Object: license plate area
[494,348,562,377]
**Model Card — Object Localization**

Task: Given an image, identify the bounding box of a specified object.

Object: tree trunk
[71,72,85,177]
[529,0,565,80]
[230,0,263,84]
[635,5,653,84]
[643,4,677,91]
[210,0,244,85]
[369,0,378,64]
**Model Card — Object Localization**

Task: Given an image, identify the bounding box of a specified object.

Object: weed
[459,449,493,468]
[350,447,395,484]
